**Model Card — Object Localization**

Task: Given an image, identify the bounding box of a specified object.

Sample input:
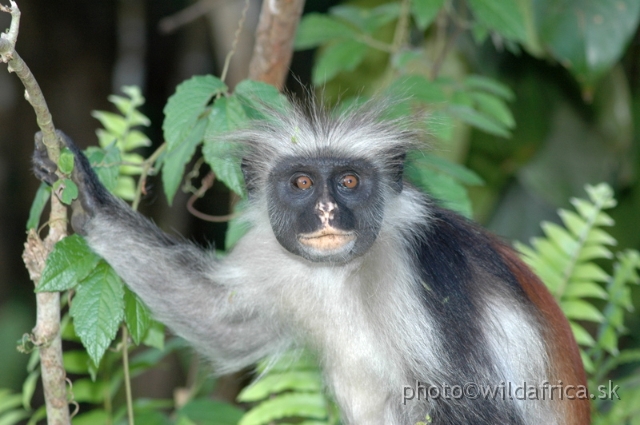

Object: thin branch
[1,3,70,424]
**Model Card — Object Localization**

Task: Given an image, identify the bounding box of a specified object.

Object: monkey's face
[266,156,385,263]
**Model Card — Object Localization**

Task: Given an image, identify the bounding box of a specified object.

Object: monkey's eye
[293,175,313,190]
[341,174,359,189]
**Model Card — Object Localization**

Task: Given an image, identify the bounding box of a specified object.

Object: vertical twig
[248,0,305,90]
[1,2,70,424]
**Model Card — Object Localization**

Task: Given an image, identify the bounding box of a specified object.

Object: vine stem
[1,3,70,424]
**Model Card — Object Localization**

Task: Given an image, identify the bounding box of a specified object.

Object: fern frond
[238,350,339,425]
[515,184,617,354]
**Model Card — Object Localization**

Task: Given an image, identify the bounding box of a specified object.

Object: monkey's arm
[33,131,289,372]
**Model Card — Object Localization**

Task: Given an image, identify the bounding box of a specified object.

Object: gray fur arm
[33,131,288,372]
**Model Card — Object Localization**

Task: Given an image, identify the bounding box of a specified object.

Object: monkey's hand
[33,131,114,236]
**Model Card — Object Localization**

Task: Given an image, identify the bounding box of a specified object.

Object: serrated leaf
[561,299,605,323]
[37,235,101,292]
[26,183,51,231]
[202,96,247,197]
[92,111,128,138]
[163,75,227,151]
[70,261,125,365]
[143,321,165,351]
[238,393,327,425]
[58,148,75,174]
[463,75,515,100]
[530,237,570,273]
[312,40,368,86]
[124,286,152,345]
[234,79,290,117]
[238,371,323,402]
[447,104,511,138]
[467,0,527,42]
[569,322,595,347]
[411,0,445,30]
[162,116,208,204]
[294,14,358,49]
[558,209,588,239]
[468,91,515,128]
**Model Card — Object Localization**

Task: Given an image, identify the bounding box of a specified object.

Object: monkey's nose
[316,201,337,225]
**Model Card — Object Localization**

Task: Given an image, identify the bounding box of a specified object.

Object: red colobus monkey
[33,102,589,425]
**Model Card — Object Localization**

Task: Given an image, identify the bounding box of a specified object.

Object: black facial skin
[264,156,386,263]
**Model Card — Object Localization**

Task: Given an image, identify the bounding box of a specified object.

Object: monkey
[33,102,590,425]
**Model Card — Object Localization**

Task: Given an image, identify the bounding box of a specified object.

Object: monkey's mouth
[298,228,356,251]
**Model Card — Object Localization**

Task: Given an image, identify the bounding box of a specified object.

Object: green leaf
[63,350,91,374]
[85,144,121,192]
[294,13,357,49]
[463,75,515,100]
[447,104,511,138]
[26,183,51,231]
[598,326,619,355]
[124,286,152,345]
[405,164,473,217]
[143,321,165,351]
[37,235,101,292]
[312,40,368,86]
[408,153,484,186]
[541,222,579,256]
[571,263,610,283]
[468,91,515,129]
[70,261,125,365]
[234,79,290,117]
[123,130,151,151]
[72,378,109,404]
[569,322,595,347]
[331,3,401,32]
[560,299,605,323]
[21,370,39,409]
[467,0,528,42]
[53,178,78,205]
[564,281,608,300]
[411,0,445,30]
[163,75,227,151]
[203,96,247,197]
[238,371,323,402]
[113,175,137,201]
[387,75,446,103]
[92,111,128,138]
[58,148,75,174]
[536,0,640,88]
[179,399,244,425]
[162,116,208,204]
[238,393,327,425]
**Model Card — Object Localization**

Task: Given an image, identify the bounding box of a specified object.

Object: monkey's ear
[388,152,406,193]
